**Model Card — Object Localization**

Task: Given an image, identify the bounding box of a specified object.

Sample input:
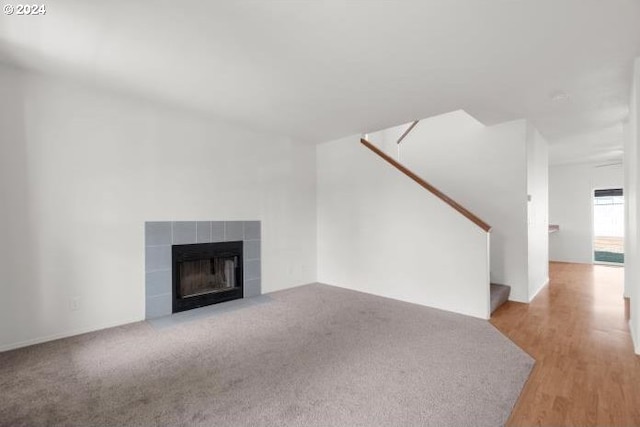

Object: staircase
[490,284,511,314]
[360,137,495,318]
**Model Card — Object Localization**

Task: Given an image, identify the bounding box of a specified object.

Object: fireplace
[172,241,243,313]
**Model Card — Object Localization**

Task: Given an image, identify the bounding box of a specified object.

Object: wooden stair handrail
[397,120,420,145]
[360,138,492,232]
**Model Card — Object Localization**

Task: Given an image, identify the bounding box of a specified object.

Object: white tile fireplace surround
[145,221,261,319]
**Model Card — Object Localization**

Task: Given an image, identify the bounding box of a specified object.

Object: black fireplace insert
[172,241,243,313]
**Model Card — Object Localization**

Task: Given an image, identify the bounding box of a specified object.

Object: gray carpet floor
[0,283,534,426]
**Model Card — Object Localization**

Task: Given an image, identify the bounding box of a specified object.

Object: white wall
[317,135,490,319]
[626,57,640,354]
[0,64,317,351]
[624,120,636,301]
[527,125,549,299]
[548,163,624,264]
[370,112,532,302]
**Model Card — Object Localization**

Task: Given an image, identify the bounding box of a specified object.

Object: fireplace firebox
[172,241,243,313]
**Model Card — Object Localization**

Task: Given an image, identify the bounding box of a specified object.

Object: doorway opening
[593,188,624,265]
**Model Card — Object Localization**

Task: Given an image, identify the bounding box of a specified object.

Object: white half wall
[624,120,635,301]
[317,135,490,319]
[548,163,623,264]
[626,57,640,355]
[0,64,317,351]
[527,124,549,299]
[369,112,531,302]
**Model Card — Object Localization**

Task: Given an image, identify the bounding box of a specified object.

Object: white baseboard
[549,259,592,265]
[0,316,144,353]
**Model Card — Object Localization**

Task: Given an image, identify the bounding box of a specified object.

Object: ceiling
[1,1,639,160]
[547,123,625,166]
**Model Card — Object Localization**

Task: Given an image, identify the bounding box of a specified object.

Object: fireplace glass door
[172,241,243,313]
[178,256,239,298]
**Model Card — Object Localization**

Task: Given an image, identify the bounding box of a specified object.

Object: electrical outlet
[70,296,81,312]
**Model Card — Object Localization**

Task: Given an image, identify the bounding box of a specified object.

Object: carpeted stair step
[490,283,511,314]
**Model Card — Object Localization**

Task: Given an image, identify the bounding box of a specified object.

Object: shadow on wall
[0,64,46,347]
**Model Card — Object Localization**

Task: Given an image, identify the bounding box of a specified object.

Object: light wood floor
[491,262,640,426]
